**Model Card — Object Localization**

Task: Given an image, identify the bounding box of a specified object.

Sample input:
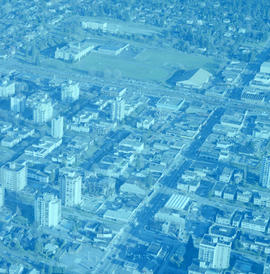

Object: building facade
[1,162,27,191]
[112,97,125,122]
[51,116,64,139]
[199,234,231,270]
[10,94,26,113]
[33,102,53,123]
[0,185,5,207]
[0,77,15,97]
[260,156,270,188]
[212,241,231,269]
[34,193,61,227]
[61,80,80,102]
[60,171,82,207]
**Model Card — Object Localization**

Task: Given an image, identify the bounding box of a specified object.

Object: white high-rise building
[61,80,80,102]
[33,101,53,123]
[212,240,231,269]
[0,185,5,207]
[0,77,15,97]
[34,193,61,227]
[1,162,27,191]
[10,94,26,113]
[199,234,231,270]
[112,97,125,122]
[60,171,82,207]
[260,156,270,189]
[51,116,64,139]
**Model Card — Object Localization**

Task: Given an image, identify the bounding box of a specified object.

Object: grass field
[72,51,170,82]
[44,46,220,83]
[135,48,216,69]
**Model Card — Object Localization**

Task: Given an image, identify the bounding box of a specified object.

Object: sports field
[74,47,219,82]
[45,46,220,82]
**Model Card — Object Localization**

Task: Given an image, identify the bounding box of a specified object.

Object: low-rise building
[241,214,269,233]
[213,182,225,198]
[81,20,108,31]
[209,224,236,242]
[231,211,244,227]
[55,41,95,62]
[156,96,184,112]
[253,192,270,207]
[223,185,237,200]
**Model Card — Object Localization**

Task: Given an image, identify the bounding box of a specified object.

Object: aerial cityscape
[0,0,270,273]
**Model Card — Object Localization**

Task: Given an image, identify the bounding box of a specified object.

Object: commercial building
[61,80,80,102]
[25,136,62,158]
[199,234,231,270]
[0,162,27,191]
[176,68,212,89]
[103,208,133,222]
[164,194,190,211]
[34,193,61,227]
[60,171,82,207]
[156,96,184,112]
[51,116,64,139]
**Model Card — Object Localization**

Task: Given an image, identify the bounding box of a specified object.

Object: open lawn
[44,46,220,83]
[135,48,216,70]
[72,51,170,82]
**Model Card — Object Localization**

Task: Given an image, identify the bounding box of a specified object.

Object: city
[0,0,270,273]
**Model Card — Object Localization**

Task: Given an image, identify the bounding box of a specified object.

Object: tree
[182,235,197,270]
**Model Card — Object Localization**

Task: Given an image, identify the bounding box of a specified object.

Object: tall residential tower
[34,193,61,227]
